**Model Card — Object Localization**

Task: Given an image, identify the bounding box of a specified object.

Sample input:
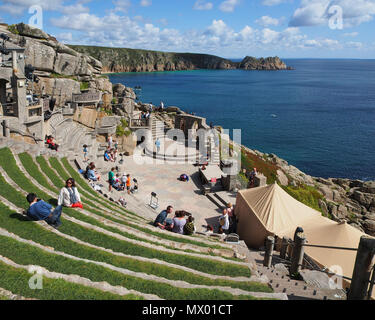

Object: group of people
[104,147,118,162]
[154,206,196,236]
[108,167,132,194]
[140,111,151,120]
[24,178,83,229]
[45,135,59,152]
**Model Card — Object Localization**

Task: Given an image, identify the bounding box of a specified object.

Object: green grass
[0,161,252,280]
[80,82,90,91]
[36,156,65,189]
[11,149,231,253]
[29,154,227,254]
[0,171,266,292]
[60,157,232,249]
[0,200,269,296]
[282,184,324,213]
[19,153,59,193]
[0,235,261,300]
[0,261,140,300]
[58,157,144,220]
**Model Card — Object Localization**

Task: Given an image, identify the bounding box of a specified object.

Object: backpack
[84,166,89,179]
[184,222,195,235]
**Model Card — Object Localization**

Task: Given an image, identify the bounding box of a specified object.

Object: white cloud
[193,0,213,10]
[256,15,285,27]
[113,0,131,13]
[289,0,375,28]
[0,0,90,16]
[219,0,240,13]
[56,32,73,43]
[262,0,292,6]
[49,11,354,56]
[140,0,151,7]
[343,32,359,37]
[345,41,363,48]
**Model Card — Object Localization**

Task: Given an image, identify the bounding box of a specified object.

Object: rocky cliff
[1,23,113,106]
[69,45,289,73]
[239,56,290,70]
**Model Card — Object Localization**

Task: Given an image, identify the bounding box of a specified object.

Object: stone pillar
[348,236,375,300]
[290,230,306,277]
[280,237,289,260]
[2,120,10,137]
[264,236,275,268]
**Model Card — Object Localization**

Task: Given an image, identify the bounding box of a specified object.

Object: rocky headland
[69,45,290,73]
[1,23,113,107]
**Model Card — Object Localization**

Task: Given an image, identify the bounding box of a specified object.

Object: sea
[109,59,375,181]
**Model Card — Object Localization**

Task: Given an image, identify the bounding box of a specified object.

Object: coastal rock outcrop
[1,23,111,107]
[239,56,288,70]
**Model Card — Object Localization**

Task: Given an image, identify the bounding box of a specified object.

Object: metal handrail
[302,244,358,252]
[1,122,42,143]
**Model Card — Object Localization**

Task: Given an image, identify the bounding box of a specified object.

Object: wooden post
[263,236,275,268]
[348,236,375,300]
[280,237,289,260]
[2,120,9,137]
[290,231,306,277]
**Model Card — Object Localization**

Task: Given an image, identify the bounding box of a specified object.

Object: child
[83,144,88,162]
[184,216,196,236]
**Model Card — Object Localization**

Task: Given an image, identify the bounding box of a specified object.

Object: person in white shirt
[58,178,82,208]
[219,209,230,234]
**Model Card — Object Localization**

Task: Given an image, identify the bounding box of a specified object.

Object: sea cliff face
[69,45,289,73]
[1,23,113,106]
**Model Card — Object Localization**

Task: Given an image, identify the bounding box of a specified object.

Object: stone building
[0,40,46,142]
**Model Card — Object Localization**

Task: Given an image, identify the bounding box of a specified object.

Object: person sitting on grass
[87,164,101,181]
[24,193,62,229]
[154,205,173,230]
[184,216,196,235]
[172,211,187,235]
[58,178,83,209]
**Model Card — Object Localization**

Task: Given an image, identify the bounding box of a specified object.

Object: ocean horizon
[109,59,375,181]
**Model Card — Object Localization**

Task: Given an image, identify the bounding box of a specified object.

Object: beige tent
[236,183,370,285]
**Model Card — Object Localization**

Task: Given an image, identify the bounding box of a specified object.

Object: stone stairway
[248,250,347,300]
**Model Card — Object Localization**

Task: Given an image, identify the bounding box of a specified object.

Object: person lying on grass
[58,178,83,209]
[24,193,62,229]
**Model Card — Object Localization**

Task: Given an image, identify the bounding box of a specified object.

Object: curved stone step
[0,228,276,298]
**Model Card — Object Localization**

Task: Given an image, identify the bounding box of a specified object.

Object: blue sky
[0,0,374,58]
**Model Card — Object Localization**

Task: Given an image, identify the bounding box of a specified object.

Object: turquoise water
[109,59,375,181]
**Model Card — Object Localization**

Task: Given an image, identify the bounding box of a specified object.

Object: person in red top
[46,136,59,151]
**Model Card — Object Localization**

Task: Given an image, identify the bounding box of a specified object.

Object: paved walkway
[108,154,228,232]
